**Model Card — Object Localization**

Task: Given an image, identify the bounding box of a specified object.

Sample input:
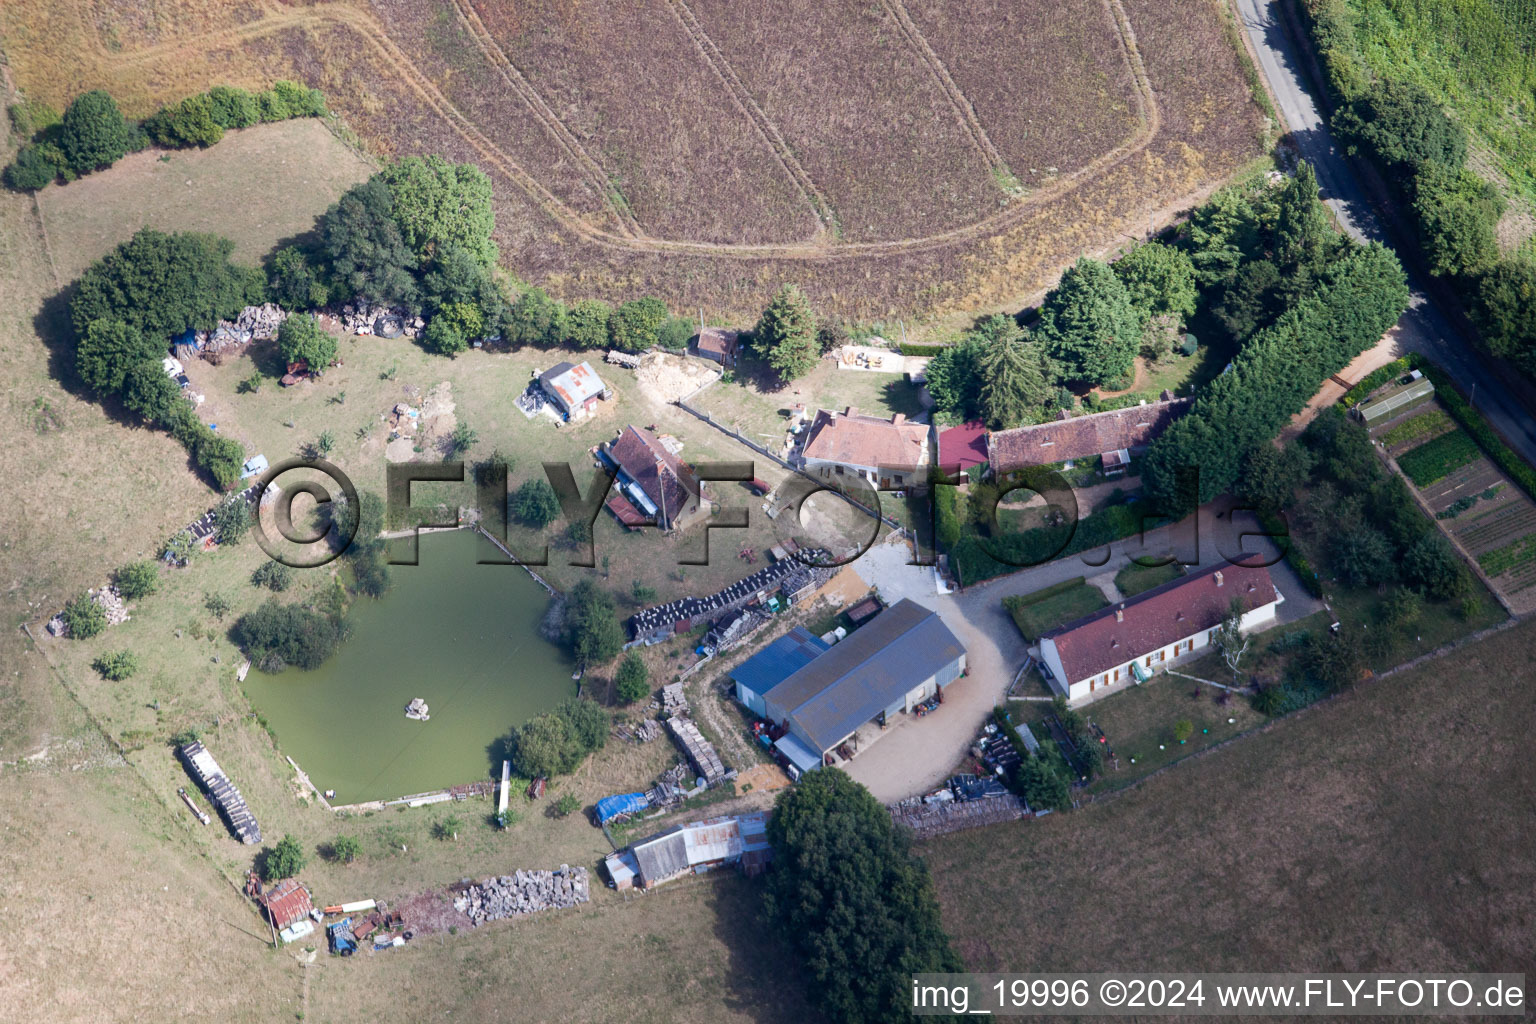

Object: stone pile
[660,682,689,716]
[336,298,419,338]
[453,866,589,925]
[633,718,661,743]
[233,303,288,340]
[92,585,130,625]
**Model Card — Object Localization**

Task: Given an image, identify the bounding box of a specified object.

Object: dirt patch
[635,352,721,406]
[394,888,471,936]
[735,762,790,794]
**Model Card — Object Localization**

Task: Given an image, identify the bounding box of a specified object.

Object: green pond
[242,529,574,803]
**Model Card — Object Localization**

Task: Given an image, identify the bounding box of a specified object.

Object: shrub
[145,93,224,148]
[565,298,613,349]
[93,650,140,680]
[206,86,259,129]
[608,297,669,353]
[552,793,581,817]
[420,317,466,356]
[59,90,134,173]
[251,560,294,592]
[614,653,650,703]
[502,287,566,347]
[112,560,160,600]
[4,143,68,190]
[61,593,107,640]
[277,314,336,370]
[513,478,561,527]
[657,315,695,351]
[330,835,360,863]
[258,834,307,881]
[563,580,624,666]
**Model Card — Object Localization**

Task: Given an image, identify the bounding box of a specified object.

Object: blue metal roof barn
[729,626,830,716]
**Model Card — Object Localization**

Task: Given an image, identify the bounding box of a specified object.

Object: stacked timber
[179,740,261,844]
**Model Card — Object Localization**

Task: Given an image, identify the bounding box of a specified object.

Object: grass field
[925,615,1536,975]
[0,0,1267,320]
[1339,0,1536,242]
[1112,559,1183,597]
[1003,578,1107,643]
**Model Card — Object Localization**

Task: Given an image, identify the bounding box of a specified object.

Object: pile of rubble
[334,298,420,338]
[453,866,589,925]
[46,585,130,637]
[631,718,662,743]
[233,303,288,340]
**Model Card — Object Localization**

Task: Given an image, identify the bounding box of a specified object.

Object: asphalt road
[1234,0,1536,465]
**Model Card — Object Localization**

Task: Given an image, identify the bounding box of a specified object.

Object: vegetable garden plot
[1396,429,1482,485]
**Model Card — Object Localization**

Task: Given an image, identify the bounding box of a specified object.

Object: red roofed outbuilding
[937,421,989,474]
[1038,562,1282,703]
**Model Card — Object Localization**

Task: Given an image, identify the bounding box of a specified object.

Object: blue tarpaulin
[595,791,649,823]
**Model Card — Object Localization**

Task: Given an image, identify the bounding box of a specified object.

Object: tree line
[1300,1,1536,381]
[4,83,326,192]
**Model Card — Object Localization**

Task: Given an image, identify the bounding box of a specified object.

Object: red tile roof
[987,398,1191,473]
[938,421,989,472]
[803,408,929,473]
[259,878,313,930]
[1042,562,1277,684]
[609,425,699,529]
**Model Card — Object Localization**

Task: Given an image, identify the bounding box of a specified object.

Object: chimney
[1215,570,1224,588]
[1115,607,1124,623]
[891,413,905,425]
[844,406,857,417]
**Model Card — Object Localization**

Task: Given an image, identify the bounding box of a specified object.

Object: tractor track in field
[78,0,1164,263]
[451,0,642,238]
[665,0,835,236]
[876,0,1005,172]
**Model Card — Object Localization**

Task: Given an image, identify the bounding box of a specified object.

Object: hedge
[1410,356,1536,501]
[898,342,953,356]
[1259,510,1323,597]
[1340,355,1411,407]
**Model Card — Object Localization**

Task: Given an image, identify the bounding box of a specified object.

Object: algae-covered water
[242,530,574,802]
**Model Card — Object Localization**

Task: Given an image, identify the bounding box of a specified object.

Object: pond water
[242,529,574,803]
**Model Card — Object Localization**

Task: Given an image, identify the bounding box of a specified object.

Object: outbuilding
[538,361,610,421]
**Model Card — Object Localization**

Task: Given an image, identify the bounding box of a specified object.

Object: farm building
[1355,375,1434,427]
[178,740,261,844]
[800,407,930,488]
[603,812,771,890]
[539,361,610,421]
[258,878,316,943]
[986,396,1191,476]
[751,599,966,774]
[730,626,831,717]
[602,425,705,532]
[1038,563,1281,704]
[691,327,740,368]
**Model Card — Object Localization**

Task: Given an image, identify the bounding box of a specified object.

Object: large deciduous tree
[378,155,498,267]
[764,769,962,1024]
[320,178,419,307]
[59,90,134,173]
[1113,241,1197,325]
[75,319,161,395]
[1037,258,1140,386]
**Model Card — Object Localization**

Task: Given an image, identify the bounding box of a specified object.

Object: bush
[563,579,624,666]
[608,297,669,352]
[59,90,134,173]
[266,246,329,310]
[258,834,307,881]
[277,314,336,370]
[61,593,107,640]
[93,649,140,680]
[145,93,224,148]
[234,600,346,671]
[512,478,561,527]
[251,560,294,592]
[112,560,160,600]
[1402,532,1470,600]
[420,317,466,357]
[330,834,360,863]
[565,298,613,349]
[657,315,695,351]
[552,793,581,817]
[614,653,650,703]
[4,143,68,190]
[206,86,259,129]
[502,287,566,348]
[196,433,247,491]
[507,697,608,778]
[213,493,250,544]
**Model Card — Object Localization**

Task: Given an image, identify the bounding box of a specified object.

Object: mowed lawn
[924,618,1536,975]
[1003,578,1107,642]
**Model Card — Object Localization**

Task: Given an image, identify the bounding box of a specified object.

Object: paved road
[1234,0,1536,465]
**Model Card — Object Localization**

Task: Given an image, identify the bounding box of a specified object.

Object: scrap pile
[233,303,288,340]
[889,789,1028,838]
[628,548,832,642]
[452,866,590,925]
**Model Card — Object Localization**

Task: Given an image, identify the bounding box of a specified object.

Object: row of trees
[1301,5,1536,381]
[5,83,324,191]
[1143,171,1411,512]
[70,228,265,488]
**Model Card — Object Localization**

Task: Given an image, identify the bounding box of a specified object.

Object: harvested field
[902,0,1142,186]
[925,616,1536,977]
[1,0,1267,319]
[467,0,820,244]
[685,0,1001,241]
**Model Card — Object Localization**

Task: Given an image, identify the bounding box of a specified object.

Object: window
[835,465,844,475]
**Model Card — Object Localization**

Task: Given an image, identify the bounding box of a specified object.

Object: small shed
[692,327,740,367]
[260,878,315,936]
[845,596,882,626]
[539,361,609,421]
[1356,377,1434,427]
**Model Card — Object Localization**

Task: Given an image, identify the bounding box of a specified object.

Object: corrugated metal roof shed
[632,829,690,885]
[730,627,830,700]
[774,733,822,773]
[765,599,964,753]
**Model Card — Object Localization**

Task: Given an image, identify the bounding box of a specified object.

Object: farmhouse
[987,396,1191,476]
[604,812,771,890]
[750,599,966,774]
[1038,563,1281,704]
[691,327,740,368]
[602,425,704,532]
[539,361,610,421]
[800,407,930,488]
